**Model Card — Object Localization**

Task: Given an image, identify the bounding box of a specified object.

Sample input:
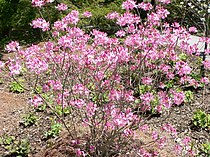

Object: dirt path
[0,91,28,136]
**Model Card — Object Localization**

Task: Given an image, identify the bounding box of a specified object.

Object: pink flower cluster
[82,11,92,18]
[138,2,153,11]
[122,0,136,11]
[56,3,68,11]
[31,18,50,31]
[175,61,192,76]
[5,41,19,52]
[157,0,171,4]
[32,0,54,7]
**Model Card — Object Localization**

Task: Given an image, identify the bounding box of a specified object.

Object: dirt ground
[0,92,28,136]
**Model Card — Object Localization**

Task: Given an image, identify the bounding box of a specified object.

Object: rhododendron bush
[1,0,210,156]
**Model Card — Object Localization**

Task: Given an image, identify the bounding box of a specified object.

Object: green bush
[193,110,210,129]
[0,0,40,46]
[58,0,124,34]
[166,0,210,33]
[0,134,30,157]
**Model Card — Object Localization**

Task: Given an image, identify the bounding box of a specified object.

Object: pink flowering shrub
[1,0,210,156]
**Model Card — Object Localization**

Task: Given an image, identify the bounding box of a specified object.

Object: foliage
[0,134,15,145]
[166,0,210,33]
[54,105,71,116]
[0,134,30,157]
[0,0,40,46]
[9,79,25,93]
[193,110,210,129]
[44,120,62,139]
[78,0,124,34]
[184,90,194,103]
[20,112,37,127]
[200,142,210,156]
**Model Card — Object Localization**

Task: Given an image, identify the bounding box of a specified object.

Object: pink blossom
[122,0,136,11]
[172,90,185,105]
[162,123,177,136]
[95,71,104,81]
[30,95,43,108]
[86,102,97,116]
[76,149,86,157]
[31,0,45,7]
[152,131,159,140]
[82,11,92,18]
[163,22,170,28]
[182,136,191,146]
[203,60,210,69]
[123,128,133,137]
[158,91,172,109]
[130,65,137,71]
[0,61,5,70]
[157,0,171,4]
[124,90,134,102]
[46,0,54,2]
[89,145,95,153]
[52,80,62,90]
[53,20,67,31]
[31,18,50,31]
[70,99,85,108]
[147,13,160,26]
[115,45,130,63]
[174,144,183,155]
[175,61,192,76]
[200,77,209,84]
[105,12,119,20]
[139,124,149,132]
[117,12,140,26]
[71,139,80,146]
[42,84,50,92]
[31,0,54,7]
[189,26,197,33]
[25,57,48,74]
[8,62,21,75]
[110,107,136,127]
[140,92,154,104]
[56,3,68,11]
[73,84,89,96]
[46,80,62,90]
[138,2,153,11]
[137,148,152,157]
[156,105,163,113]
[115,30,125,37]
[157,136,167,148]
[112,112,129,127]
[159,64,171,73]
[156,7,170,19]
[5,41,20,52]
[109,89,122,101]
[171,22,180,28]
[62,10,79,25]
[141,77,153,85]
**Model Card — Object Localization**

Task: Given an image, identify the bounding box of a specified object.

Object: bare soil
[0,92,28,136]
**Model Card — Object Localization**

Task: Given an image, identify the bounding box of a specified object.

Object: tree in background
[166,0,209,35]
[0,0,39,45]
